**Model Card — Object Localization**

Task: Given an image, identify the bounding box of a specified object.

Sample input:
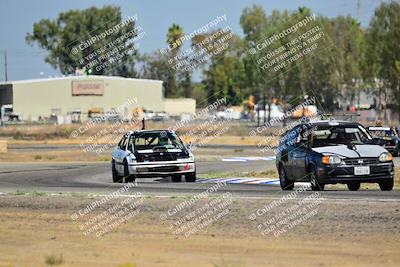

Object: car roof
[280,120,363,137]
[367,126,391,131]
[126,129,174,135]
[300,120,361,128]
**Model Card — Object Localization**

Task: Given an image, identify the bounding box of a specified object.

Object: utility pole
[3,49,7,82]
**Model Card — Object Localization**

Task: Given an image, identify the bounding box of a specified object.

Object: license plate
[354,166,370,175]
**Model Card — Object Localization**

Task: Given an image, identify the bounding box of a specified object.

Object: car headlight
[322,155,342,165]
[379,152,393,162]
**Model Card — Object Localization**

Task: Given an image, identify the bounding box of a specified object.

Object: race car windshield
[311,126,371,147]
[132,132,184,150]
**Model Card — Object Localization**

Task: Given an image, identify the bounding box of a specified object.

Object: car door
[290,126,309,181]
[281,127,300,180]
[112,134,129,173]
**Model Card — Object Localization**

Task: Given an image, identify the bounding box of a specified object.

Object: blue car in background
[367,126,400,157]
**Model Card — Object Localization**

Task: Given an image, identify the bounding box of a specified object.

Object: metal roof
[4,75,163,85]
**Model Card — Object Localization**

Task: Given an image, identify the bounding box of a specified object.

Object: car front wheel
[123,159,135,183]
[172,174,182,183]
[279,165,294,190]
[185,172,196,182]
[347,182,360,191]
[112,160,123,183]
[379,179,393,191]
[310,167,325,191]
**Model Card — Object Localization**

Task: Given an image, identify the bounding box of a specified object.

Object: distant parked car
[276,120,394,191]
[0,104,20,123]
[152,112,170,122]
[367,126,400,156]
[111,130,196,183]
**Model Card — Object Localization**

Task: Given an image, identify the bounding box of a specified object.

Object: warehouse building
[0,75,196,123]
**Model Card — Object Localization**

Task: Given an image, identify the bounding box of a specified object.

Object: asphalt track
[0,159,399,201]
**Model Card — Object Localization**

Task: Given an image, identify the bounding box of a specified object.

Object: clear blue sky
[0,0,382,81]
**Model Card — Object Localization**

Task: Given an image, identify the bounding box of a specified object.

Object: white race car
[111,130,196,183]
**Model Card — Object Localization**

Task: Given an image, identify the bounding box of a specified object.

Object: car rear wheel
[310,167,324,191]
[112,160,123,183]
[185,172,196,182]
[347,182,360,191]
[379,179,393,191]
[172,174,182,183]
[279,165,294,190]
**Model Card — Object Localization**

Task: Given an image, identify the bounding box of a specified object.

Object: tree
[26,6,139,77]
[166,24,184,97]
[239,5,269,98]
[191,29,245,104]
[138,52,170,82]
[365,1,400,122]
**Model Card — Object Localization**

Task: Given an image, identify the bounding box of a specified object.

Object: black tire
[394,148,399,157]
[279,165,294,190]
[112,160,123,183]
[185,172,196,182]
[125,174,135,183]
[310,167,324,191]
[123,159,134,183]
[379,179,393,191]
[347,182,360,191]
[171,174,182,183]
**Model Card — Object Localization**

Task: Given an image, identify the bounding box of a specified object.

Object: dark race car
[276,120,394,191]
[367,126,400,157]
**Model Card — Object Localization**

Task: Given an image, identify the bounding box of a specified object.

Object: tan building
[163,98,196,116]
[0,75,196,122]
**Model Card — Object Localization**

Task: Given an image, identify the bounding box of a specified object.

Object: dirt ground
[0,194,399,267]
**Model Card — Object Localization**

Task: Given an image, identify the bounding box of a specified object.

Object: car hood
[311,144,387,158]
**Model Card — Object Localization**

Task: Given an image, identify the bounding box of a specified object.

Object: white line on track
[222,156,276,162]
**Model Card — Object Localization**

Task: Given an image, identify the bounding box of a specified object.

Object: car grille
[138,166,180,173]
[137,153,178,162]
[344,158,379,165]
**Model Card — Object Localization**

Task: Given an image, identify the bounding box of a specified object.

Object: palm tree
[166,24,184,97]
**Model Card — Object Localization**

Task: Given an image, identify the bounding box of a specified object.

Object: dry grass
[0,195,399,267]
[0,122,280,142]
[0,151,110,162]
